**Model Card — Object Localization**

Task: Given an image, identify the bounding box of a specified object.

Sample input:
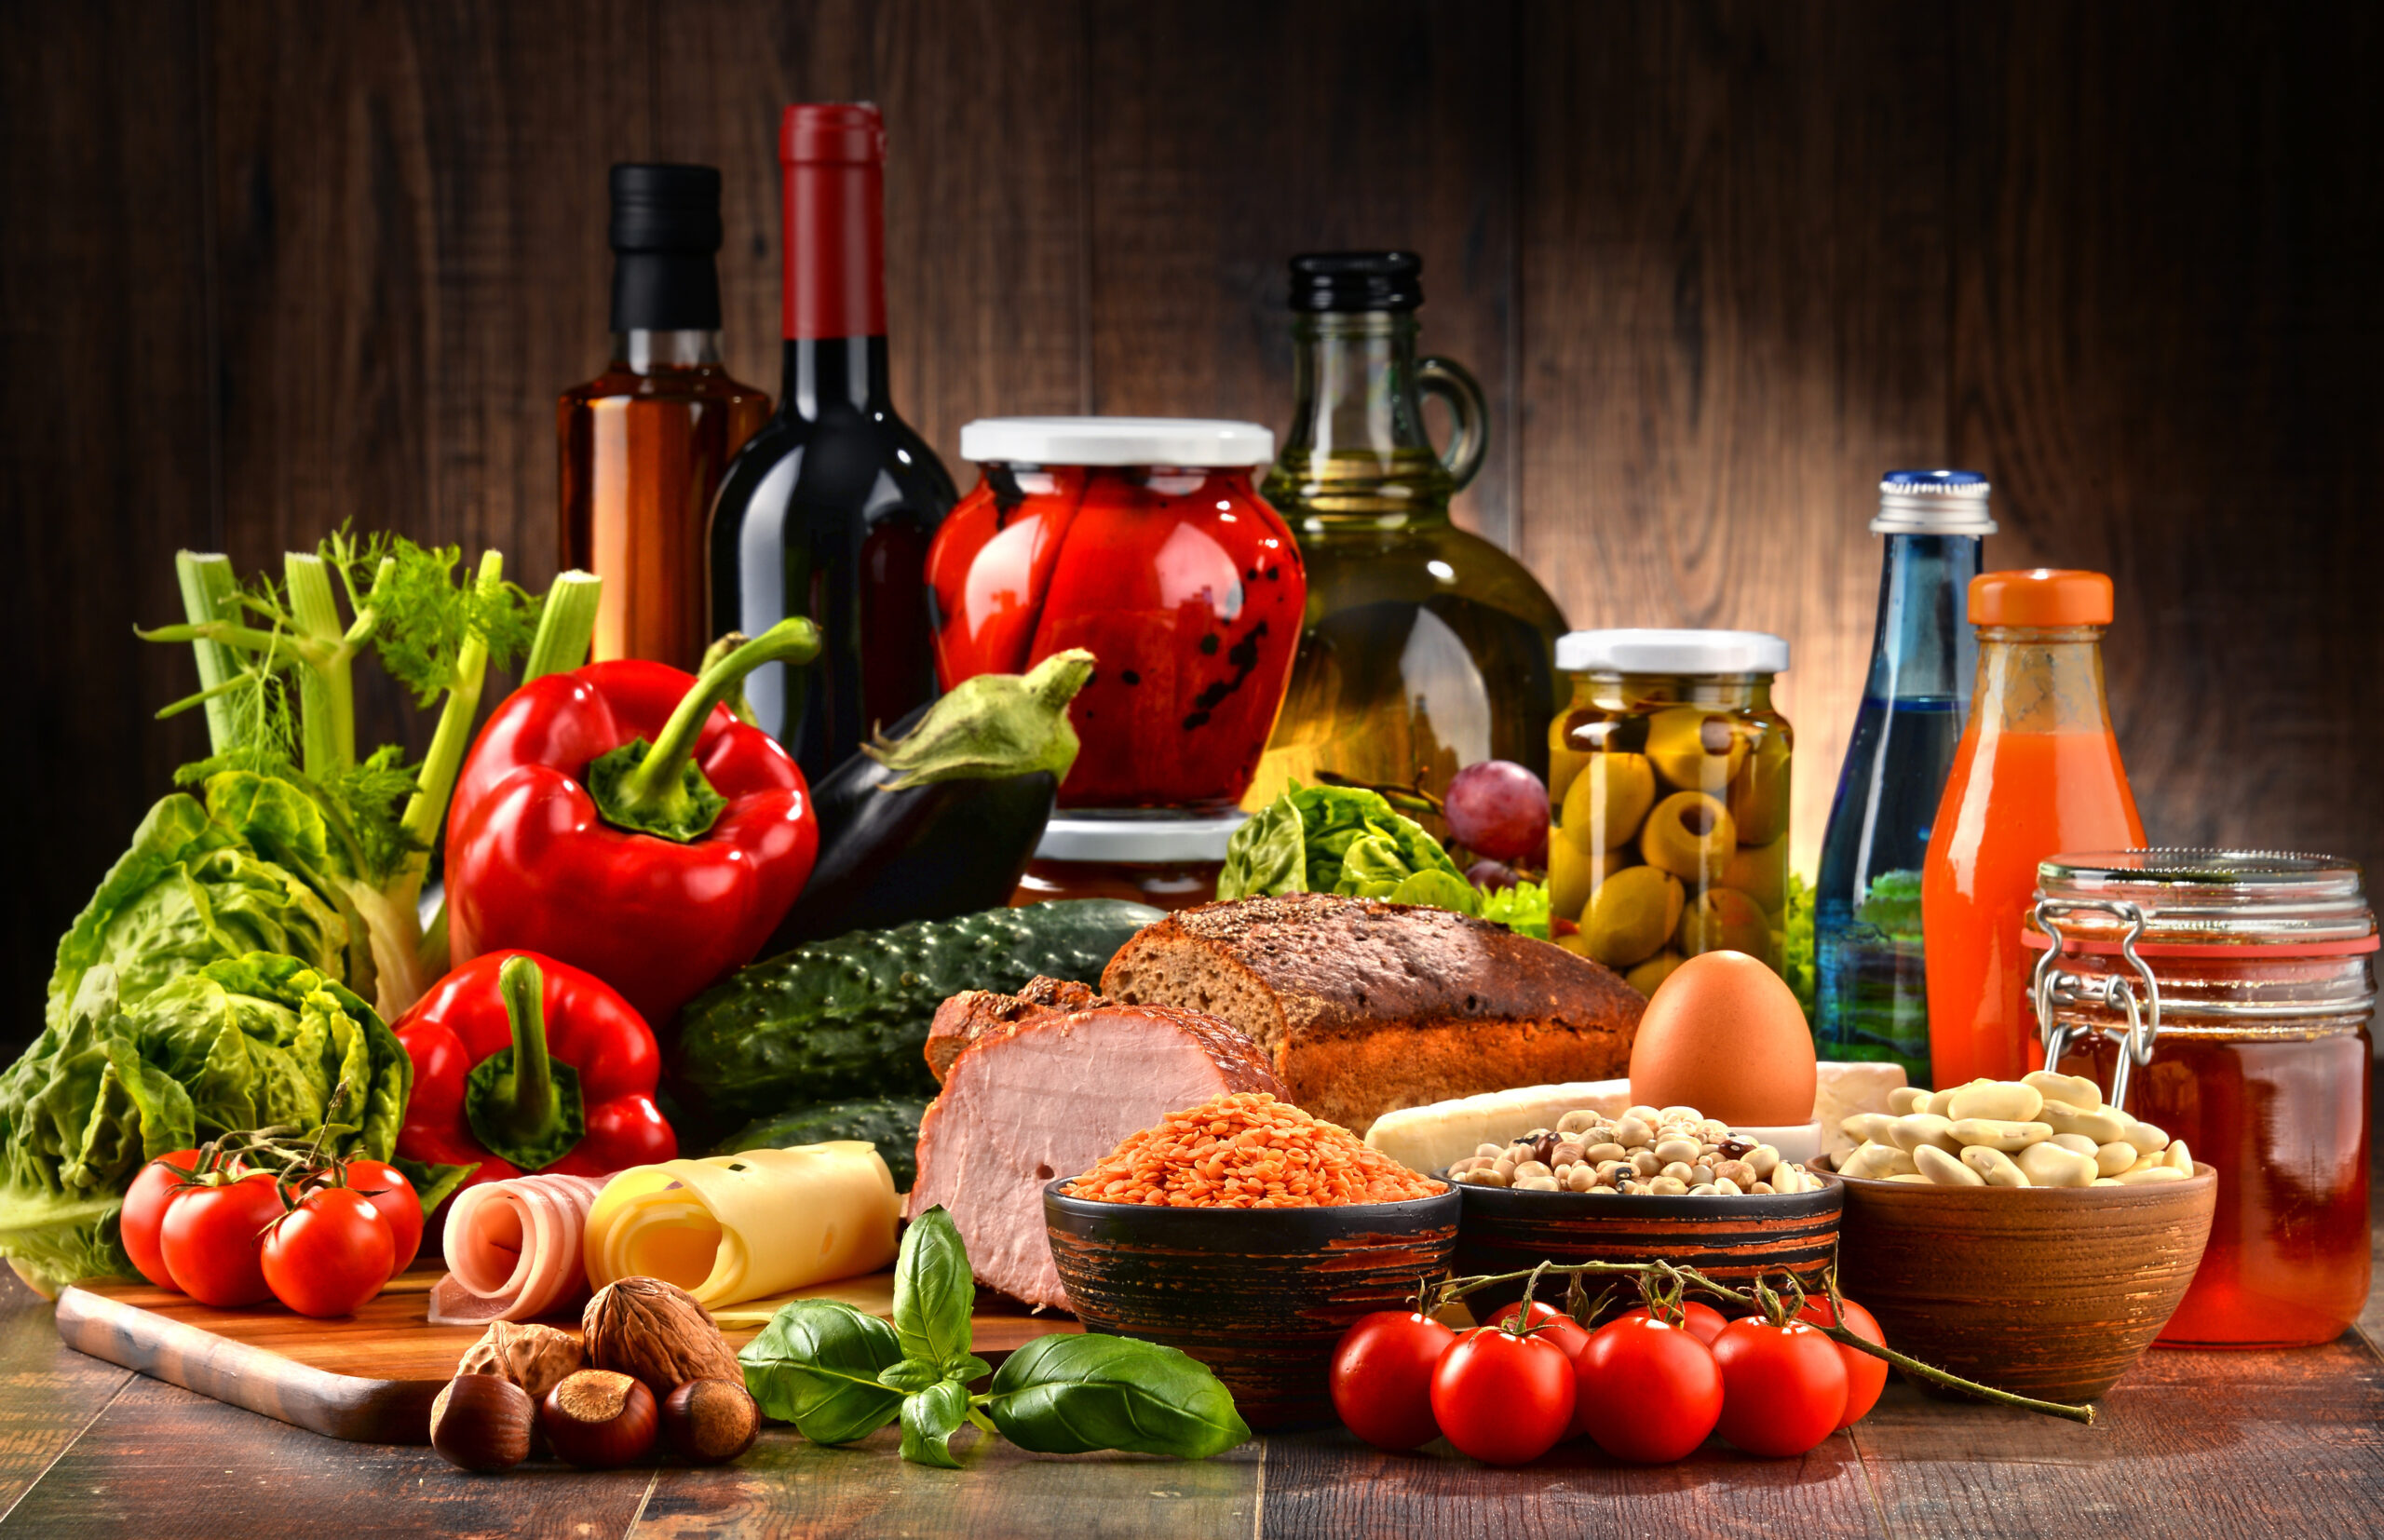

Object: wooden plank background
[4,0,2378,1038]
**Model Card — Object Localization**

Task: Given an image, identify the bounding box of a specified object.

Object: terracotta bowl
[1834,1164,2216,1403]
[1449,1174,1843,1319]
[1043,1180,1461,1430]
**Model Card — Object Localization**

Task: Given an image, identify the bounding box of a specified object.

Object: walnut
[456,1320,584,1404]
[582,1277,743,1397]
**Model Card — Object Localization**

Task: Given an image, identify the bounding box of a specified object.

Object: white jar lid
[1034,809,1249,864]
[1555,628,1790,675]
[959,416,1275,468]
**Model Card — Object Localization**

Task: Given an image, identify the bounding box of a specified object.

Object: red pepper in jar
[393,952,675,1194]
[927,426,1305,809]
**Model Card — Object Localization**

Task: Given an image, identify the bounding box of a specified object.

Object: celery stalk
[283,553,354,778]
[175,552,244,754]
[523,570,602,681]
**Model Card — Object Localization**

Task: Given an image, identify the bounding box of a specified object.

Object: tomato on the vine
[1329,1311,1456,1451]
[1797,1296,1889,1427]
[1613,1300,1728,1345]
[158,1172,283,1306]
[1710,1317,1849,1456]
[1573,1316,1724,1463]
[338,1160,424,1276]
[1489,1299,1592,1360]
[1430,1325,1577,1466]
[120,1150,211,1291]
[261,1186,396,1318]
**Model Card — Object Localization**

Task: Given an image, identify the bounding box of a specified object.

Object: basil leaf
[949,1354,992,1385]
[738,1300,905,1445]
[892,1205,975,1373]
[984,1334,1251,1460]
[878,1360,940,1393]
[899,1379,971,1468]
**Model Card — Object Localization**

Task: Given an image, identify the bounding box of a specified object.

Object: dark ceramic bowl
[1449,1173,1844,1319]
[1834,1164,2216,1402]
[1043,1179,1462,1429]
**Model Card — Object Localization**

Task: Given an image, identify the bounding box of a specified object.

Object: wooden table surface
[3,1104,2378,1540]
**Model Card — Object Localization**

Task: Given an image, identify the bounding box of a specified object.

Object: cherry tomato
[1710,1317,1849,1456]
[120,1150,210,1291]
[262,1187,396,1317]
[1329,1311,1456,1451]
[1574,1316,1725,1463]
[1489,1299,1593,1358]
[158,1172,283,1306]
[338,1160,424,1276]
[1612,1300,1729,1345]
[1798,1295,1890,1427]
[1429,1326,1577,1466]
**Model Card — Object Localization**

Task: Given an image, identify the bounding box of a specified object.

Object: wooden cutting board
[53,1267,1080,1445]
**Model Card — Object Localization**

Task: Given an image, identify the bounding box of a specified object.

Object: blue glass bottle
[1813,471,1992,1081]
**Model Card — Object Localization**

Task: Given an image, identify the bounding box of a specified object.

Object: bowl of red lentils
[1044,1091,1458,1429]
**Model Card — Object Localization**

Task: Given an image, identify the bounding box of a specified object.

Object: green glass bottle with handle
[1248,252,1567,832]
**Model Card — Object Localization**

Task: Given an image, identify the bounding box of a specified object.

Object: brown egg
[1626,950,1816,1127]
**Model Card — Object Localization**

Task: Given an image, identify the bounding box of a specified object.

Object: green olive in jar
[1549,839,1636,922]
[1557,751,1656,853]
[1727,729,1792,846]
[1644,706,1747,792]
[1722,836,1788,915]
[1640,791,1736,882]
[1584,865,1685,969]
[1624,950,1686,996]
[1674,885,1773,965]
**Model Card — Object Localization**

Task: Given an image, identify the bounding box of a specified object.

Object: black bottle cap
[609,165,724,331]
[1288,251,1424,313]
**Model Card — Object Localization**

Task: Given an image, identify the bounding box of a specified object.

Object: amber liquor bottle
[560,165,770,670]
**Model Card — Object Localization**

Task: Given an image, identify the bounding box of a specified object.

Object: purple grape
[1467,859,1519,891]
[1444,760,1550,865]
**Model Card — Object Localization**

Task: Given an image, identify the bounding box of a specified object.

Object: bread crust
[1101,893,1645,1133]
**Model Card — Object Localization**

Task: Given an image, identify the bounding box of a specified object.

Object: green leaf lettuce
[1218,782,1552,939]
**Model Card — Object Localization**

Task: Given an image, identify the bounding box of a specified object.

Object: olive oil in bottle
[1246,253,1565,822]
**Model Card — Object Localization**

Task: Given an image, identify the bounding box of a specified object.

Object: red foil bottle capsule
[928,418,1304,809]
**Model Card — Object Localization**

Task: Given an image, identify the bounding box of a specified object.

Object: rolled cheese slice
[583,1141,899,1309]
[428,1173,609,1325]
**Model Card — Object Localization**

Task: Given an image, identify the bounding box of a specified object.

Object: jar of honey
[2026,850,2376,1348]
[1009,810,1246,912]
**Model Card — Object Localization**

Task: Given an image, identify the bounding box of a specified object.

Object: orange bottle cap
[1968,568,2113,628]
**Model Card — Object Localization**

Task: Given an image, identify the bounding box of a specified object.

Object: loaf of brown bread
[1099,893,1645,1136]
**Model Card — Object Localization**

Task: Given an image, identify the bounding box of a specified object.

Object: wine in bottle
[709,103,955,777]
[560,165,769,670]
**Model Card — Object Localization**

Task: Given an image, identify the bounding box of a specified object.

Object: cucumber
[670,899,1161,1127]
[713,1098,930,1189]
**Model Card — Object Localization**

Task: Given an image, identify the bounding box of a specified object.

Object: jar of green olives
[1548,630,1793,991]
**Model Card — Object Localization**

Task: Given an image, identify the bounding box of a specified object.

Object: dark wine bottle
[709,103,955,778]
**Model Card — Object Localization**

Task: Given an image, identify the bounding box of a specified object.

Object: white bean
[2012,1141,2098,1188]
[1884,1173,1934,1184]
[2163,1140,2193,1173]
[2093,1141,2138,1177]
[1613,1116,1653,1147]
[1841,1113,1899,1146]
[1653,1138,1701,1166]
[2050,1133,2100,1157]
[1961,1145,2030,1186]
[1842,1141,1917,1179]
[1648,1176,1688,1196]
[2114,1165,2188,1185]
[1947,1081,2045,1123]
[1888,1086,1930,1115]
[1915,1144,1985,1186]
[1659,1161,1696,1183]
[1556,1110,1603,1135]
[2122,1118,2171,1155]
[2023,1070,2106,1112]
[1747,1144,1782,1178]
[1713,1176,1742,1196]
[1888,1114,1964,1155]
[1949,1118,2054,1153]
[2038,1101,2131,1144]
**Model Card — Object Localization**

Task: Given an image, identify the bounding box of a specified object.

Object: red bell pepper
[445,619,821,1024]
[394,952,675,1192]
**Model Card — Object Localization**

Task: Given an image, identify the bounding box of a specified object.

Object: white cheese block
[1363,1079,1635,1175]
[1814,1061,1911,1157]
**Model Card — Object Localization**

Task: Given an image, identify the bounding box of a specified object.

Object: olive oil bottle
[1247,252,1566,821]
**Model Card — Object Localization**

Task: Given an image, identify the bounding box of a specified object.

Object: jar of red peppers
[2025,850,2375,1348]
[927,418,1305,809]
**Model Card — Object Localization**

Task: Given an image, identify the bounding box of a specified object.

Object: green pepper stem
[496,955,559,1147]
[611,617,821,821]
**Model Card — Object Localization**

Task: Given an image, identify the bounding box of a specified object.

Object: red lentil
[1067,1092,1445,1208]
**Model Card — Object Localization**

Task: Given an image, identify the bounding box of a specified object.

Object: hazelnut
[430,1374,535,1473]
[661,1379,762,1465]
[542,1370,659,1469]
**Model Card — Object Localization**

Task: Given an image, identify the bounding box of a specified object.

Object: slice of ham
[926,976,1098,1082]
[427,1173,609,1325]
[905,979,1286,1310]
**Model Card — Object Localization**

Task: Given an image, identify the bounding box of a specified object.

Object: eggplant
[765,650,1094,948]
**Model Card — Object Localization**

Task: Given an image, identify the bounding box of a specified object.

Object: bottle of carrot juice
[1921,569,2145,1087]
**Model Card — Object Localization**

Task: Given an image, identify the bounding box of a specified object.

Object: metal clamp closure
[2031,898,2162,1110]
